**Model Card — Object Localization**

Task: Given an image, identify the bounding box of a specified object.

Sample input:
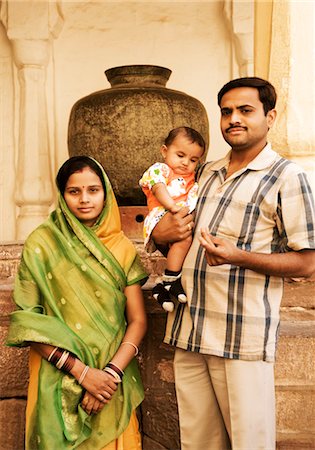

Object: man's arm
[199,229,315,279]
[152,207,194,247]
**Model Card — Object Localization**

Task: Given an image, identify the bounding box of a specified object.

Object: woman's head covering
[57,155,139,280]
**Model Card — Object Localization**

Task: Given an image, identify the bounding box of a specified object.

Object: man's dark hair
[56,155,106,195]
[164,126,206,153]
[217,77,277,115]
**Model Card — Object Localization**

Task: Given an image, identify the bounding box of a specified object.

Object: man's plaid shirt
[164,144,315,362]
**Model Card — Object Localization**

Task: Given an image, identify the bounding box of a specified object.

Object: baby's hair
[164,127,206,153]
[56,155,106,195]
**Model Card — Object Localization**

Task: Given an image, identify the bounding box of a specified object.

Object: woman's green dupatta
[7,162,147,449]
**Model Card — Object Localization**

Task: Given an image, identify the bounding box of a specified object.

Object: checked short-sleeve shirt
[164,144,315,362]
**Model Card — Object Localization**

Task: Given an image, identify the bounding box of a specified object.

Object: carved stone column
[268,1,315,190]
[0,24,16,241]
[0,1,63,240]
[13,40,53,239]
[223,0,254,77]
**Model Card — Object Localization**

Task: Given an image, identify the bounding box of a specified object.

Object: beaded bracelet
[121,341,139,356]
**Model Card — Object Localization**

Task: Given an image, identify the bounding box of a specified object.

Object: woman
[7,156,148,449]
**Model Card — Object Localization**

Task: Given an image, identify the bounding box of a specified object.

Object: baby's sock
[163,270,187,303]
[152,282,175,312]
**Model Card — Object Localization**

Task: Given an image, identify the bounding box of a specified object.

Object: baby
[139,126,206,311]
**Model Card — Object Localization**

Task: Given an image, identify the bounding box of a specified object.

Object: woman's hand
[81,391,106,415]
[71,361,119,402]
[81,367,119,400]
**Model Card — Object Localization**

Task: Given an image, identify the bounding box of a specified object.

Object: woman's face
[64,166,105,227]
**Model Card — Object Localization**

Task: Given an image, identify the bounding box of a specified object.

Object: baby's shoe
[152,282,175,312]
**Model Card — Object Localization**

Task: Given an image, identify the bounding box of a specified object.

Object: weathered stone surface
[276,435,315,450]
[134,244,166,283]
[0,243,23,260]
[0,243,22,281]
[139,303,180,450]
[276,389,315,433]
[275,334,315,384]
[0,341,29,397]
[282,279,315,308]
[120,206,148,240]
[0,283,29,397]
[0,398,26,450]
[143,434,169,450]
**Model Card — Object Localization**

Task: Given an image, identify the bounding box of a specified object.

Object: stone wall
[1,238,314,449]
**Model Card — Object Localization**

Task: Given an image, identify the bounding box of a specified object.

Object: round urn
[68,65,209,205]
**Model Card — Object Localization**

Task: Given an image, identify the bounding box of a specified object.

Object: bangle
[47,347,58,362]
[121,341,139,356]
[105,362,124,379]
[56,351,69,369]
[49,348,63,366]
[78,365,89,385]
[47,347,76,373]
[62,354,76,373]
[104,367,122,382]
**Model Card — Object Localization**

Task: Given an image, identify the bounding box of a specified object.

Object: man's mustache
[226,125,247,132]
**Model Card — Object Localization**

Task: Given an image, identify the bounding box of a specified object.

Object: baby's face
[161,134,204,176]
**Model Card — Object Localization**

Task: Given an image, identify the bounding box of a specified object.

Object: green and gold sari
[7,160,147,449]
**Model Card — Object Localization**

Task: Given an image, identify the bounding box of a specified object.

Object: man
[152,77,315,450]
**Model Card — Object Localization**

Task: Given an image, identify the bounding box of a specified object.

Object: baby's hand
[169,204,182,214]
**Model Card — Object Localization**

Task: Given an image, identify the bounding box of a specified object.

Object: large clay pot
[68,65,209,205]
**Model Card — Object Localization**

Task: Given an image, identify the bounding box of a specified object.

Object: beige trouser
[174,348,275,450]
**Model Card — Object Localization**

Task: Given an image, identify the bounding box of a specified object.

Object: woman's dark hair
[164,126,206,153]
[217,77,277,115]
[56,156,106,195]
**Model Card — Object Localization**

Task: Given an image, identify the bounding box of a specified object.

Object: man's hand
[199,228,315,278]
[199,228,241,266]
[152,207,194,248]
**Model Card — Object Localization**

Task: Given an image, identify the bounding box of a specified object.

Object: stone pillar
[0,24,16,241]
[223,0,254,77]
[0,0,63,240]
[254,1,273,80]
[267,1,315,191]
